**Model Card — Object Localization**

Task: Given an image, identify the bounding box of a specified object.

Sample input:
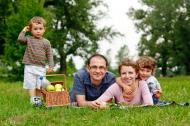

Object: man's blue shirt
[70,68,116,102]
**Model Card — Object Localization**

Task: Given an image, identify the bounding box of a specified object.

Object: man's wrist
[85,101,92,107]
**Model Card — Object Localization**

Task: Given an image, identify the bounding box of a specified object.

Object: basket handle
[46,74,68,91]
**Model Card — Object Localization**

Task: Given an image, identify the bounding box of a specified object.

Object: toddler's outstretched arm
[17,26,30,43]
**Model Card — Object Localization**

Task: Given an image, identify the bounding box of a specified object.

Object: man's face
[87,56,107,86]
[31,23,45,39]
[139,68,152,80]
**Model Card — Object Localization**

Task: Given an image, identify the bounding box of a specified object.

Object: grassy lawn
[0,76,190,126]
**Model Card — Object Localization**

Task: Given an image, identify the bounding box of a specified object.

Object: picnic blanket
[155,101,189,107]
[69,101,189,110]
[105,101,189,110]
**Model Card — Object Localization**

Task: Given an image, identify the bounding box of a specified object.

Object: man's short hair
[86,54,109,66]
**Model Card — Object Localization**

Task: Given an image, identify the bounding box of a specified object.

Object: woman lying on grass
[93,58,153,109]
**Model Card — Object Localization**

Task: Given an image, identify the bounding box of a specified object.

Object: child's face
[139,68,152,80]
[30,23,45,39]
[120,65,137,85]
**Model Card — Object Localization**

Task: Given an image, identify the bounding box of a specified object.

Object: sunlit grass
[0,76,190,126]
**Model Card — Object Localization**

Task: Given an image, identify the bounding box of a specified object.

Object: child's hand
[47,67,54,73]
[154,90,162,98]
[117,77,131,93]
[123,85,135,101]
[123,85,133,94]
[22,26,30,32]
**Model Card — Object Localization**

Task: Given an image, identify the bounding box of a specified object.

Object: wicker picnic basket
[41,74,70,107]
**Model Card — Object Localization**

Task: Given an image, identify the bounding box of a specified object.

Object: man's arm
[71,70,99,108]
[76,95,100,108]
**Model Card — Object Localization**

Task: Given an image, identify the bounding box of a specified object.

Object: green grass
[0,76,190,126]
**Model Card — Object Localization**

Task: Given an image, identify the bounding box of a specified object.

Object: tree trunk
[161,65,167,77]
[185,62,190,75]
[161,56,168,77]
[60,54,67,74]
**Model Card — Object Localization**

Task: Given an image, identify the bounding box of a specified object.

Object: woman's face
[120,65,137,85]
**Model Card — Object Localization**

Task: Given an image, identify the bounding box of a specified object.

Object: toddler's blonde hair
[28,16,46,30]
[137,56,156,75]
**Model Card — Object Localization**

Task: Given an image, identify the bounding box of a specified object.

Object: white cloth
[23,65,48,89]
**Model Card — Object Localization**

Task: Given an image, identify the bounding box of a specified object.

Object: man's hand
[88,101,101,109]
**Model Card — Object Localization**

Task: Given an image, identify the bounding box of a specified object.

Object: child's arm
[46,41,54,73]
[148,76,162,99]
[116,77,133,95]
[155,79,162,98]
[17,26,30,43]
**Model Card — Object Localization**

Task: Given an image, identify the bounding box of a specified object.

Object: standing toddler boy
[17,16,54,106]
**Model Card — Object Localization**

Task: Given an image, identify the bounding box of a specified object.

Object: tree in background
[44,0,120,73]
[66,58,77,76]
[115,45,129,65]
[129,0,190,76]
[105,48,117,75]
[1,0,120,79]
[0,0,13,55]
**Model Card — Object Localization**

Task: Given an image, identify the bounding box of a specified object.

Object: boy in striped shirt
[17,16,54,106]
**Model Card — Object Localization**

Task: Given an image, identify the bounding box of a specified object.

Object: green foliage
[0,76,190,125]
[115,45,129,65]
[1,0,51,80]
[129,0,190,76]
[0,0,120,79]
[0,0,10,55]
[45,0,120,73]
[66,58,77,76]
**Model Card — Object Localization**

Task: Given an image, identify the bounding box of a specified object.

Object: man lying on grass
[70,54,116,108]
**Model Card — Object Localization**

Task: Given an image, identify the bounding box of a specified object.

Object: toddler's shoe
[32,97,43,107]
